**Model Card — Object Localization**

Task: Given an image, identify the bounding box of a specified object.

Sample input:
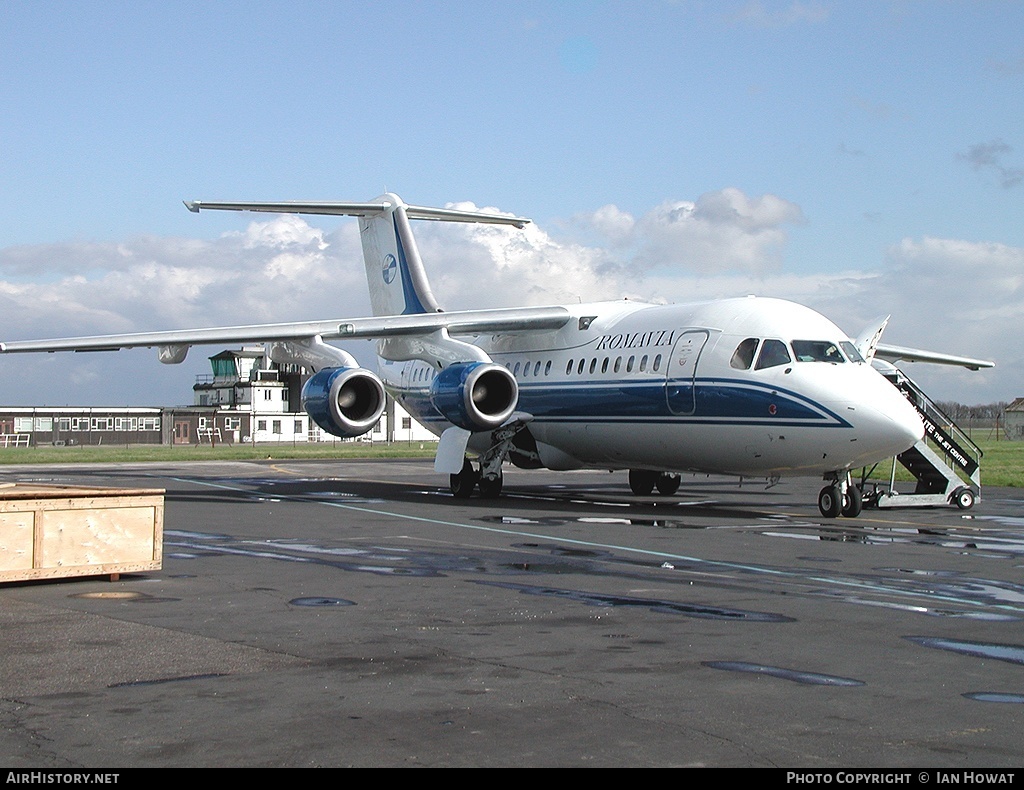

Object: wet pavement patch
[762,523,1024,559]
[108,673,228,688]
[963,692,1024,703]
[479,515,569,527]
[289,597,356,607]
[703,661,864,686]
[474,580,794,622]
[904,636,1024,666]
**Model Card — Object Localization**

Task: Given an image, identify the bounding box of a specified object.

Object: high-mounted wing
[0,306,571,361]
[874,344,995,371]
[854,315,994,371]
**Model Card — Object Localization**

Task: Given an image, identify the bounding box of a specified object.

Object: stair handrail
[893,371,982,480]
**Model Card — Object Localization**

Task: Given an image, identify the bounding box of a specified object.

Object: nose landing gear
[818,473,862,518]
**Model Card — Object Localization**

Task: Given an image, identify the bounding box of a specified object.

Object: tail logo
[382,254,397,284]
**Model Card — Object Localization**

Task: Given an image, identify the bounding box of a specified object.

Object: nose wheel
[818,475,863,518]
[841,484,863,518]
[818,484,843,518]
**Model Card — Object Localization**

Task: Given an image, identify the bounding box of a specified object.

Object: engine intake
[430,362,518,432]
[302,367,386,438]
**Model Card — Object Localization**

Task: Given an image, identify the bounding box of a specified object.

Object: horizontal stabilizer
[184,200,530,228]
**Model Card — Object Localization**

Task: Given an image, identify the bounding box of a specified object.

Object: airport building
[0,408,163,447]
[1006,397,1024,441]
[0,347,435,448]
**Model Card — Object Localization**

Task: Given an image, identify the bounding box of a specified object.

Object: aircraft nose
[857,376,924,458]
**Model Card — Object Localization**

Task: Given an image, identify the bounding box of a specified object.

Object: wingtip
[184,200,200,213]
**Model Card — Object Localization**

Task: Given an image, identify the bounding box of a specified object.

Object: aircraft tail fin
[184,194,530,318]
[854,315,890,362]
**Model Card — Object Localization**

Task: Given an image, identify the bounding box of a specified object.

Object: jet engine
[430,362,518,431]
[302,367,386,438]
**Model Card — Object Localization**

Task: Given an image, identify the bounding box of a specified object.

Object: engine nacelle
[430,361,518,432]
[302,367,386,438]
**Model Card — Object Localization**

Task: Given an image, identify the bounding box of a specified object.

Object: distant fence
[0,434,30,448]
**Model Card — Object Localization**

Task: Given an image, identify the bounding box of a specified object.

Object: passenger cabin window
[792,340,845,363]
[755,339,791,370]
[730,338,759,370]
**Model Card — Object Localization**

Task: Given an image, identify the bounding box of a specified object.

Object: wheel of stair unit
[953,487,976,510]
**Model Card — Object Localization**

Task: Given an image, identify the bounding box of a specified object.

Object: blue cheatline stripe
[164,475,1024,615]
[392,377,851,428]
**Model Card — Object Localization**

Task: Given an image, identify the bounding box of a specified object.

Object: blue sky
[1,1,1022,406]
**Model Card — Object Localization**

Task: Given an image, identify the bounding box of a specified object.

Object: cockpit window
[841,341,864,363]
[792,340,845,363]
[755,339,791,370]
[730,338,759,370]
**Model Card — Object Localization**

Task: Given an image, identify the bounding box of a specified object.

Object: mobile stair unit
[861,368,982,510]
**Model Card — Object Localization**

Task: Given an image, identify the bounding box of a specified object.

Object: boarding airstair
[860,368,982,510]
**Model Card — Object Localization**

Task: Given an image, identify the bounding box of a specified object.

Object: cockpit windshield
[792,340,845,363]
[731,337,865,371]
[841,341,864,363]
[730,337,759,370]
[755,339,791,370]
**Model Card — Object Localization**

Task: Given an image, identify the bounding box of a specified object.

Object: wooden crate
[0,484,164,583]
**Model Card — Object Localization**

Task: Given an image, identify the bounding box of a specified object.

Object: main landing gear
[817,473,863,518]
[450,459,503,499]
[449,420,531,500]
[450,459,504,499]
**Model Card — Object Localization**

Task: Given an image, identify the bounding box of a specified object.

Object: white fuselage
[379,296,924,478]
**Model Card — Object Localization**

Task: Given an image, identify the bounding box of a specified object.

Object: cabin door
[665,330,708,416]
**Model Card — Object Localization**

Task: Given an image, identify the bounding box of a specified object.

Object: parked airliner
[0,194,993,517]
